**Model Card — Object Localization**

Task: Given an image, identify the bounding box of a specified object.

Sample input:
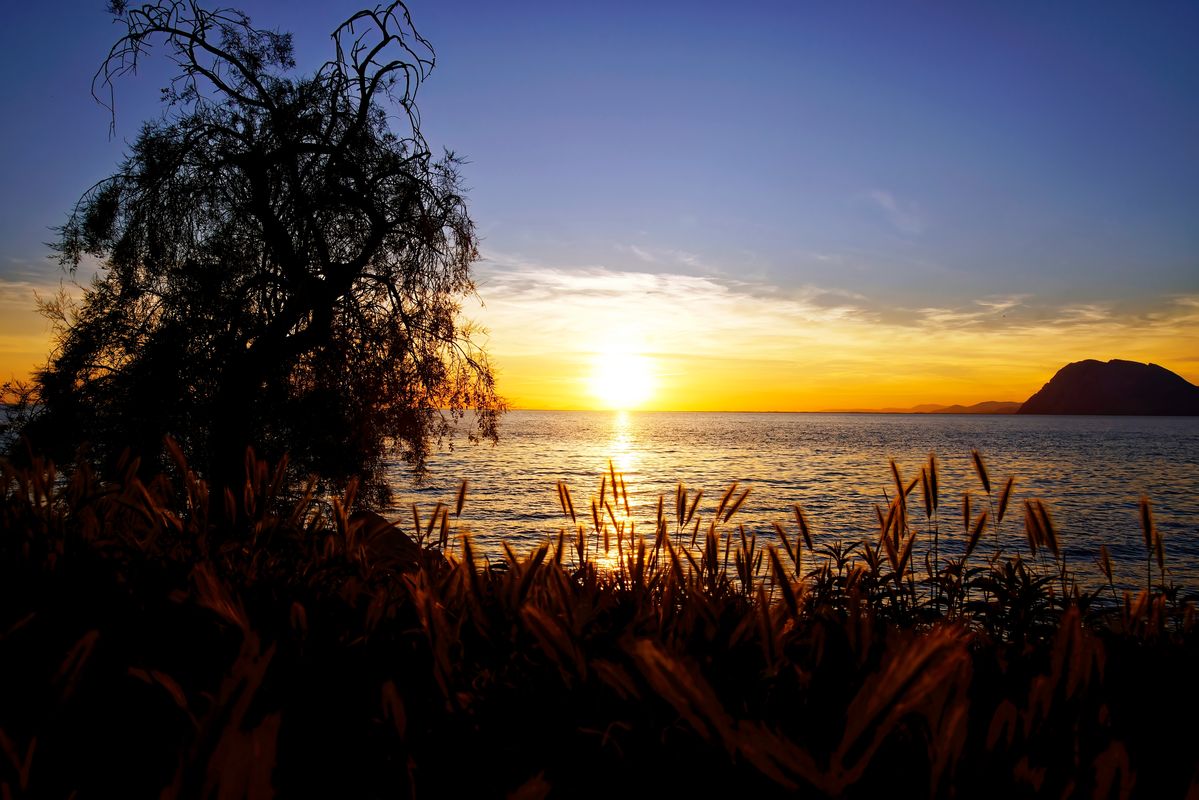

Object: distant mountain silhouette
[927,401,1020,414]
[822,401,1019,414]
[1018,359,1199,415]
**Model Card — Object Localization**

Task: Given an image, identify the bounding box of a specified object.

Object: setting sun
[587,350,656,409]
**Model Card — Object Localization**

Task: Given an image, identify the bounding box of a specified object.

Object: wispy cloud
[464,264,1199,409]
[3,258,1195,409]
[0,273,81,309]
[865,189,925,236]
[626,244,657,263]
[613,243,708,271]
[973,295,1030,314]
[1059,304,1112,324]
[910,296,1029,328]
[1167,294,1199,323]
[0,275,70,378]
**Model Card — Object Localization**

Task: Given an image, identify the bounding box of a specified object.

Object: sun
[588,350,656,410]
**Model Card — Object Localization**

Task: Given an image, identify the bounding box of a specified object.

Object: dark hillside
[1019,359,1199,415]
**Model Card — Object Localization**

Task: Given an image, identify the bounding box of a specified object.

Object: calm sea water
[385,411,1199,592]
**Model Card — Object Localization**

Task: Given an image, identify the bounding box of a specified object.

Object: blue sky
[1,1,1197,406]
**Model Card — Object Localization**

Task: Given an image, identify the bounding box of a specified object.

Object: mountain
[821,401,1019,414]
[927,401,1020,414]
[1018,359,1199,415]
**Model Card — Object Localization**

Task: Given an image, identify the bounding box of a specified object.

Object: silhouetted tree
[16,1,502,501]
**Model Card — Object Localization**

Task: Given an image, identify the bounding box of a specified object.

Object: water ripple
[385,411,1199,592]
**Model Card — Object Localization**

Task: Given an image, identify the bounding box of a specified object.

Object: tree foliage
[18,0,502,500]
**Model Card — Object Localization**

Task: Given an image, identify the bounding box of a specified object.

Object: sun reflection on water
[606,410,639,476]
[388,411,1199,593]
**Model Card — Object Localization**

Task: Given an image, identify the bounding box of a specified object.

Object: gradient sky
[1,1,1196,409]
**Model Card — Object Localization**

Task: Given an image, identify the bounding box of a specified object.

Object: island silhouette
[825,359,1199,415]
[1018,358,1199,415]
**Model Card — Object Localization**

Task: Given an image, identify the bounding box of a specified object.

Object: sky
[1,0,1196,410]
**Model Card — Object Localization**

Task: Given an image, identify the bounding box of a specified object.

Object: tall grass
[1,445,1197,797]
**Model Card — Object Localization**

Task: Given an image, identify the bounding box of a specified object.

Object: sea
[385,411,1199,593]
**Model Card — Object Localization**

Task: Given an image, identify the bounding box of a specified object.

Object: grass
[1,444,1198,797]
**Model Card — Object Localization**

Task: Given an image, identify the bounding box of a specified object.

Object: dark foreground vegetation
[2,447,1197,799]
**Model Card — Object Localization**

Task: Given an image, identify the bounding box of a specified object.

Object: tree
[17,0,502,502]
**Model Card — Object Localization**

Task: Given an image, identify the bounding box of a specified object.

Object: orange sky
[4,266,1197,411]
[464,265,1199,411]
[0,279,56,393]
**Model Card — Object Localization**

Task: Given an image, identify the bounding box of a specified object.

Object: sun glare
[588,351,656,410]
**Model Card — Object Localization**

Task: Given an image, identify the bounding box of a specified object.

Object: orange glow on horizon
[467,268,1199,412]
[3,268,1198,413]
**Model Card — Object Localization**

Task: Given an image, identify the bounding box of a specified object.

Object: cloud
[1168,294,1199,323]
[973,295,1030,314]
[0,274,79,313]
[472,264,1199,346]
[613,243,708,271]
[1059,304,1112,324]
[6,254,1194,408]
[0,276,71,379]
[463,261,1199,409]
[627,244,657,263]
[472,265,874,351]
[664,249,705,269]
[865,189,925,236]
[915,307,986,327]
